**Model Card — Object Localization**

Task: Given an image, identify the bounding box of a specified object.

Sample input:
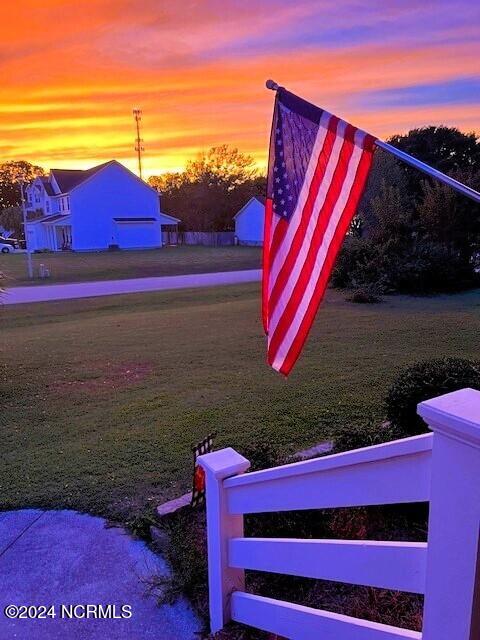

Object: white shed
[234,196,265,246]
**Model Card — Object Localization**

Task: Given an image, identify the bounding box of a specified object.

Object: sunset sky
[1,0,479,178]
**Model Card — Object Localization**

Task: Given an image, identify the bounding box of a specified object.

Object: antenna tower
[132,108,144,179]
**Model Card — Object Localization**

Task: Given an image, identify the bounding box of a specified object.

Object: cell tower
[132,108,144,179]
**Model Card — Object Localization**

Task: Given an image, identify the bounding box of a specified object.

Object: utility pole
[19,178,33,279]
[133,108,144,180]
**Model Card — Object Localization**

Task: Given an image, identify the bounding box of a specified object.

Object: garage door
[115,219,161,249]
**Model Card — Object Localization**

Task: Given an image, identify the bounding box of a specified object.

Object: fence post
[198,447,250,633]
[418,388,480,640]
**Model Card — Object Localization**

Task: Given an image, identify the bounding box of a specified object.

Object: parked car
[0,236,19,249]
[0,242,14,253]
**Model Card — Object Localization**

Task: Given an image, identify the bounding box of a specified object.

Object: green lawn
[0,246,261,286]
[1,285,479,522]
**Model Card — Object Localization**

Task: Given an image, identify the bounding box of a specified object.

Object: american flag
[263,87,376,376]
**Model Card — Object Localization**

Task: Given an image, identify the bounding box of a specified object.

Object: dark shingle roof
[39,214,70,224]
[50,161,113,194]
[39,176,56,196]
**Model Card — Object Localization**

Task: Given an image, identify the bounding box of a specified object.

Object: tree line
[1,126,479,294]
[148,144,265,231]
[334,126,480,294]
[0,161,44,236]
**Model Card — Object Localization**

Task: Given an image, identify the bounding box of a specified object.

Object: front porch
[27,214,72,252]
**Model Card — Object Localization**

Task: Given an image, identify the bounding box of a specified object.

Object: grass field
[1,284,479,522]
[0,246,261,286]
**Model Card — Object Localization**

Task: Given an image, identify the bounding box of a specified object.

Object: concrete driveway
[3,269,261,305]
[0,510,201,639]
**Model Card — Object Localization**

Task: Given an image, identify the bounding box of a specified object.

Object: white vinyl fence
[198,388,480,639]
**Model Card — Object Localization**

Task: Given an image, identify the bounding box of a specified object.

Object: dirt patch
[50,361,154,394]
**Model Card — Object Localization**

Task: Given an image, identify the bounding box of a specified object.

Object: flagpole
[265,80,480,204]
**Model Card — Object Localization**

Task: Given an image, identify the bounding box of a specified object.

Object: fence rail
[225,433,433,513]
[230,592,422,640]
[229,538,427,593]
[199,388,480,639]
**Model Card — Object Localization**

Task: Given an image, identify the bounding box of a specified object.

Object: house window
[46,201,50,213]
[66,197,70,210]
[60,199,64,212]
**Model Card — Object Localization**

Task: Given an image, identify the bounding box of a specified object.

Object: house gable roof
[50,161,112,194]
[49,160,161,198]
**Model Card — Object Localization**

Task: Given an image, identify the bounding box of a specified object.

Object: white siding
[70,162,161,251]
[234,198,264,246]
[115,220,161,249]
[26,222,47,251]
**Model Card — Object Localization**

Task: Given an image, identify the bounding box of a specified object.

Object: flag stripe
[268,115,339,317]
[261,198,274,333]
[270,133,367,370]
[268,125,359,364]
[263,87,376,376]
[268,111,335,283]
[268,120,352,336]
[275,141,375,374]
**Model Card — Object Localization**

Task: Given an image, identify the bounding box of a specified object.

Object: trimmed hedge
[386,357,480,435]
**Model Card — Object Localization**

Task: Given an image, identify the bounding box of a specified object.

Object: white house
[234,196,265,246]
[25,160,180,252]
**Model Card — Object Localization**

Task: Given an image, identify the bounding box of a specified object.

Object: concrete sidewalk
[0,510,201,639]
[3,269,261,305]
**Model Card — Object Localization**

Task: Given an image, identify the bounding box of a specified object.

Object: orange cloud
[1,1,478,177]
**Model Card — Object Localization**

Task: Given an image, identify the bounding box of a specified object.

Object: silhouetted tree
[149,145,265,231]
[0,160,45,210]
[335,127,480,293]
[0,206,23,237]
[388,126,480,196]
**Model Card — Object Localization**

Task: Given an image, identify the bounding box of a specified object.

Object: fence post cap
[418,388,480,447]
[198,447,250,480]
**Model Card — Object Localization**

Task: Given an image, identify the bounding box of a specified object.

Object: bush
[333,235,479,295]
[332,420,403,454]
[346,285,382,304]
[332,237,389,291]
[240,437,281,471]
[386,357,480,435]
[393,241,477,294]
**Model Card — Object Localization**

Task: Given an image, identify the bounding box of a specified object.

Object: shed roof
[159,212,181,224]
[234,195,266,220]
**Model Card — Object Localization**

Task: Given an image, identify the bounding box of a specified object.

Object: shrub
[332,420,403,454]
[346,285,382,304]
[333,235,479,295]
[386,357,480,435]
[240,437,281,471]
[393,241,477,294]
[332,237,389,291]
